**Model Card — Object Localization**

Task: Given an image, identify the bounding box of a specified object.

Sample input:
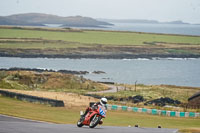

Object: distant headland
[0,13,113,27]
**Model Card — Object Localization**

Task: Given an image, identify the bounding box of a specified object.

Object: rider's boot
[99,119,103,125]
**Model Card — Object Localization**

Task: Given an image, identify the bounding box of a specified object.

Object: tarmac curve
[0,114,178,133]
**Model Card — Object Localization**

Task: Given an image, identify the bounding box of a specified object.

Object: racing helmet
[100,97,107,105]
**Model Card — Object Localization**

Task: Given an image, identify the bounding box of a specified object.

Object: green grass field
[0,96,199,129]
[0,27,200,57]
[0,28,200,46]
[0,42,86,49]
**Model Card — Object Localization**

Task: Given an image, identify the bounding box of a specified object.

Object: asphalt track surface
[0,114,178,133]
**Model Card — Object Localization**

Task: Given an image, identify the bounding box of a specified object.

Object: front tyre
[89,115,101,128]
[77,116,84,127]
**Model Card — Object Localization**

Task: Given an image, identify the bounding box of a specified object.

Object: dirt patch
[0,89,98,108]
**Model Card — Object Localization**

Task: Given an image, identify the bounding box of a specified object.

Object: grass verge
[0,95,80,123]
[0,96,199,129]
[179,128,200,133]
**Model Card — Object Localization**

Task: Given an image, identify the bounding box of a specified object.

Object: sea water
[0,57,200,87]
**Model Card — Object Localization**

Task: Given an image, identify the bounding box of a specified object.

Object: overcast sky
[0,0,200,23]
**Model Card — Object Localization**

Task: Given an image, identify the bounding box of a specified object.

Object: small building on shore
[188,91,200,108]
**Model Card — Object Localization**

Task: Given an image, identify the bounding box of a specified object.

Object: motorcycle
[77,105,106,128]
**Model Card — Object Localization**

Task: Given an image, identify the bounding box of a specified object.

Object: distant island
[0,13,113,28]
[97,19,195,25]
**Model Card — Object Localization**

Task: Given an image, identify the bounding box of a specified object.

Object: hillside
[0,70,107,93]
[0,16,44,26]
[0,13,113,27]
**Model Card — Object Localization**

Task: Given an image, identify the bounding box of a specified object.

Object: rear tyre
[77,116,84,127]
[89,115,101,128]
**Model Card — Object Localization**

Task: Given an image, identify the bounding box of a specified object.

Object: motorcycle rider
[82,97,107,118]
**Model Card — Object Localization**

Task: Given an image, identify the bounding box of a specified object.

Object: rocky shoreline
[0,67,89,75]
[1,53,200,59]
[0,67,107,75]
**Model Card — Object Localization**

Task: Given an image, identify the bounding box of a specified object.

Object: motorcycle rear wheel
[89,115,101,128]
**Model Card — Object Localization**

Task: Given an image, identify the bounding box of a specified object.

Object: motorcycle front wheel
[77,116,84,127]
[89,115,101,128]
